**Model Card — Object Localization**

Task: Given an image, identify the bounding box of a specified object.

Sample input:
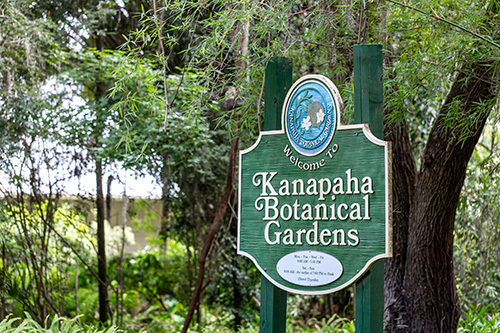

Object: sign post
[239,47,390,331]
[260,57,292,332]
[354,44,386,333]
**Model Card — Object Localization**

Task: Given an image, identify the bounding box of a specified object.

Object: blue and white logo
[283,75,342,156]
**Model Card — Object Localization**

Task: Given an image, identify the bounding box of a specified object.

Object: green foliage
[183,314,355,333]
[204,231,260,328]
[3,310,498,333]
[2,0,500,330]
[120,0,367,138]
[291,314,355,333]
[104,242,190,331]
[109,50,244,328]
[74,289,99,323]
[0,0,64,160]
[0,0,60,88]
[0,313,121,333]
[384,0,500,160]
[0,202,92,319]
[458,305,500,333]
[286,292,353,329]
[454,123,500,313]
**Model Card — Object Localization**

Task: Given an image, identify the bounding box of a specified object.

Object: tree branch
[181,133,239,333]
[152,0,170,131]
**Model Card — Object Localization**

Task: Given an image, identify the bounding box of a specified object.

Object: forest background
[1,0,500,332]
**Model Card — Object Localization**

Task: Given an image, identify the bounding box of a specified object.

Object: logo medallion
[283,75,342,156]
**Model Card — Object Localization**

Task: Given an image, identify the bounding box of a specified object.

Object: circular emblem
[283,75,342,156]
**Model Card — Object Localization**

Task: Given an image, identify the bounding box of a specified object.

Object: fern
[0,313,121,333]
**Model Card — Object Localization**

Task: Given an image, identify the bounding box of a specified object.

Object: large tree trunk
[384,62,497,332]
[383,119,416,331]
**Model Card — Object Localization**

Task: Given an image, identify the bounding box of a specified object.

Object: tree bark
[383,119,416,331]
[385,62,497,332]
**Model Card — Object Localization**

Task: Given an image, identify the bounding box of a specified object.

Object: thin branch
[142,283,168,312]
[283,26,334,50]
[479,142,493,154]
[152,0,170,131]
[387,0,500,50]
[170,13,201,108]
[44,218,117,293]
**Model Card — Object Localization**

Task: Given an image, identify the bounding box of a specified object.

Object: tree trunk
[106,175,113,224]
[0,242,6,320]
[160,151,172,254]
[383,119,416,331]
[119,188,128,326]
[75,258,79,319]
[384,62,497,332]
[94,32,109,324]
[96,158,108,323]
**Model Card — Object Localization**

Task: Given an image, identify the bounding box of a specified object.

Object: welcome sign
[238,75,392,295]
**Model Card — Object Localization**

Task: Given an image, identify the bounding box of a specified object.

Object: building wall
[63,196,163,253]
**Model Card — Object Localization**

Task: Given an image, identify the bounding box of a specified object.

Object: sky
[63,167,162,198]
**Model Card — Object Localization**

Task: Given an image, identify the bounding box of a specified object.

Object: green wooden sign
[238,74,392,294]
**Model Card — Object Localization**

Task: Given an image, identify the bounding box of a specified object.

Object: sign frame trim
[237,123,392,295]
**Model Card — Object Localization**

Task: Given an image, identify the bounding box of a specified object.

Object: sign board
[238,74,392,295]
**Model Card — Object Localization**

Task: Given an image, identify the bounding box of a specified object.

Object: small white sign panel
[276,250,343,287]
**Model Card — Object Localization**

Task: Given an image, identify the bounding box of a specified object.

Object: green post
[353,44,385,332]
[260,56,293,332]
